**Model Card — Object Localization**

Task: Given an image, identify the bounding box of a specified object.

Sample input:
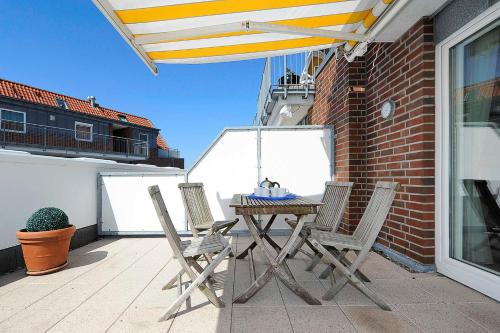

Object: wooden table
[230,194,323,305]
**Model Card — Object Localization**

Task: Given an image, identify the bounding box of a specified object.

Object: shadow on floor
[67,250,108,269]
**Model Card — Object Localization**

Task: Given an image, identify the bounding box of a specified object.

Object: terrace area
[0,236,499,333]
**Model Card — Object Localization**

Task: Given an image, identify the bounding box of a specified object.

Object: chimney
[87,96,97,108]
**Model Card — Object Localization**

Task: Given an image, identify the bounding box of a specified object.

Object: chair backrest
[315,181,353,230]
[149,185,183,257]
[178,183,215,230]
[352,181,400,250]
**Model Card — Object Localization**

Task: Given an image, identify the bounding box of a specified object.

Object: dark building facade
[0,78,183,168]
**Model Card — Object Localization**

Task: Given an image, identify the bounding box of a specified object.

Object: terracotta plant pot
[16,225,76,275]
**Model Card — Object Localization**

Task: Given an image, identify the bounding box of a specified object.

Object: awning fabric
[92,0,393,73]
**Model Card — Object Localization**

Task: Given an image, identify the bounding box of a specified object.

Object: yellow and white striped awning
[92,0,394,74]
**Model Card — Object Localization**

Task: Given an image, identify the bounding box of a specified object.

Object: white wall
[100,172,186,234]
[188,127,333,230]
[0,150,182,249]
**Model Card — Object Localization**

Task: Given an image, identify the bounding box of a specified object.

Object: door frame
[435,2,500,301]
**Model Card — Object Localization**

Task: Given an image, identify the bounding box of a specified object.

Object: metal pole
[43,127,47,151]
[283,54,287,84]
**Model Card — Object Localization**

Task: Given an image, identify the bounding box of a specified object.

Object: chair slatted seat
[179,183,239,237]
[285,181,353,258]
[308,181,400,310]
[148,185,233,321]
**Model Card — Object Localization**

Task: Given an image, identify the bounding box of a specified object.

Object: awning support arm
[135,21,366,45]
[93,0,158,75]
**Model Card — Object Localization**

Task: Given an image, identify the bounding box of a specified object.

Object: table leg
[234,214,321,305]
[236,215,279,259]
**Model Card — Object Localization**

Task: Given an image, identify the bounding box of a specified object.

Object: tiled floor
[0,236,499,333]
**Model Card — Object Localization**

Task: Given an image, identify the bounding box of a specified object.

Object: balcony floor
[0,236,498,333]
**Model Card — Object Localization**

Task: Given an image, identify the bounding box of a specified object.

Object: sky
[0,1,263,168]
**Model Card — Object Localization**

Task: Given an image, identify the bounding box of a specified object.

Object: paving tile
[397,303,488,333]
[106,307,174,333]
[47,242,165,332]
[287,306,357,332]
[356,253,412,280]
[342,305,421,333]
[231,306,293,333]
[285,257,322,281]
[454,302,500,333]
[170,306,231,333]
[0,307,19,322]
[0,270,25,297]
[0,308,67,333]
[326,283,377,306]
[0,283,63,309]
[233,275,284,307]
[414,277,492,303]
[370,279,439,305]
[278,279,336,307]
[233,256,284,307]
[2,237,500,333]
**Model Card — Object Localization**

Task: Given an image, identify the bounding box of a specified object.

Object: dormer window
[118,115,128,123]
[56,98,68,109]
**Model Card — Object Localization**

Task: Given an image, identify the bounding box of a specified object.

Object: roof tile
[0,78,169,150]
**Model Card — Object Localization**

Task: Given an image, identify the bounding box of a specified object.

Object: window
[118,115,128,123]
[49,115,56,121]
[75,121,93,142]
[139,133,149,143]
[449,22,500,276]
[55,98,68,109]
[138,133,149,155]
[436,4,500,301]
[0,109,26,133]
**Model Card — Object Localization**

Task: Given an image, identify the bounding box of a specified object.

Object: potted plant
[16,207,75,275]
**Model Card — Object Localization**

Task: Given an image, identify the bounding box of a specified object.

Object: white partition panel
[188,130,258,230]
[99,172,186,234]
[0,150,183,250]
[260,127,333,228]
[188,126,333,231]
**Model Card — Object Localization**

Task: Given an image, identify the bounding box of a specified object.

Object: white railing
[0,120,149,159]
[254,50,326,126]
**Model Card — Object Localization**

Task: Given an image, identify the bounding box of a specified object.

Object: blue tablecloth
[247,193,298,201]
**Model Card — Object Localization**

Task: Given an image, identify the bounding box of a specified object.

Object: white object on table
[255,187,270,197]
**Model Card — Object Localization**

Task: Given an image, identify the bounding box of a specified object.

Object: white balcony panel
[188,129,259,230]
[260,127,333,229]
[99,172,186,235]
[188,126,333,231]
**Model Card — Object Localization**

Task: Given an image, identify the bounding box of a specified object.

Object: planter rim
[17,225,76,241]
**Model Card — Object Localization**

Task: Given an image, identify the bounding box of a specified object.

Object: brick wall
[309,17,436,265]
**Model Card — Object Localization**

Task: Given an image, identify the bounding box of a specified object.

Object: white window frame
[74,121,93,142]
[435,2,500,302]
[139,133,149,143]
[0,108,26,133]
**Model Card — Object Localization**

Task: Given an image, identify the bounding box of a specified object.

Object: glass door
[449,20,500,275]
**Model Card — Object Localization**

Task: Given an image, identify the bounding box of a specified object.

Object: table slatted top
[230,194,321,208]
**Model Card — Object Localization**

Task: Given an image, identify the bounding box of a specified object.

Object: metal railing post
[43,127,47,151]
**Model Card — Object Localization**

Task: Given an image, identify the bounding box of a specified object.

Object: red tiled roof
[0,78,169,150]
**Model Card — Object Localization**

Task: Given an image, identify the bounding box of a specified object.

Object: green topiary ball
[26,207,69,232]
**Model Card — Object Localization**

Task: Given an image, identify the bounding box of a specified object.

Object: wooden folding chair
[149,185,233,321]
[179,183,239,237]
[308,181,400,310]
[285,181,353,258]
